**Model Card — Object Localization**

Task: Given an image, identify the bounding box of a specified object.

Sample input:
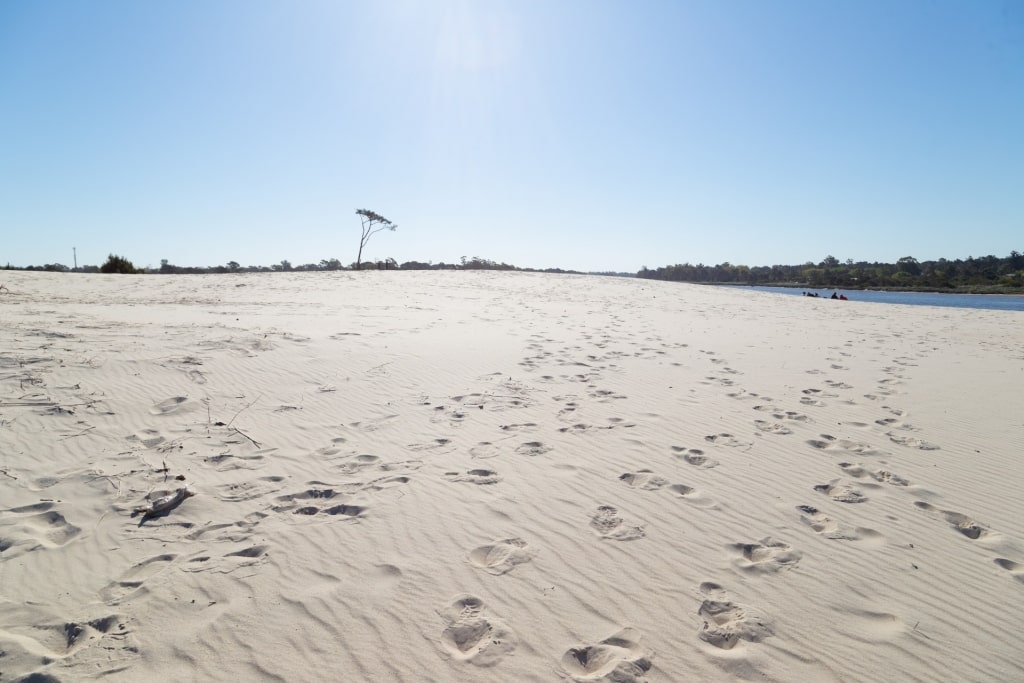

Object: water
[727,285,1024,312]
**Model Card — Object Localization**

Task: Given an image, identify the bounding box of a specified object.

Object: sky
[1,1,1021,273]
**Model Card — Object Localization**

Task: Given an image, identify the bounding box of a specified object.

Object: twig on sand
[231,427,261,448]
[226,394,261,428]
[0,467,17,480]
[59,425,95,440]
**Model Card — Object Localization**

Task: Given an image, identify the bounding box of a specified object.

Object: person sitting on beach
[839,294,848,300]
[831,292,839,299]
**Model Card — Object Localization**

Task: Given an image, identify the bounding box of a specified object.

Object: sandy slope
[0,270,1022,682]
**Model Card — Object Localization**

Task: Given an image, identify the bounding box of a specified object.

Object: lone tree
[354,209,396,270]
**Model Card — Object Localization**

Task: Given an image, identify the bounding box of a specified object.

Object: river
[724,285,1024,312]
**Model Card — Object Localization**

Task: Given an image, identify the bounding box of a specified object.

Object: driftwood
[132,487,194,519]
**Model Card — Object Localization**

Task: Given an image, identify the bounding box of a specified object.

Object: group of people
[803,291,848,300]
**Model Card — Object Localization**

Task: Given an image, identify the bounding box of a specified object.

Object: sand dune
[1,270,1022,682]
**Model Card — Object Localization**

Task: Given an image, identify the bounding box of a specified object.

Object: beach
[1,270,1022,682]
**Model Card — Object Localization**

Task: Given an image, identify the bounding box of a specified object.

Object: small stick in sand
[132,487,194,520]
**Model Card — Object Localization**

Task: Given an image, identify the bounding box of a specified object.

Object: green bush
[100,254,137,274]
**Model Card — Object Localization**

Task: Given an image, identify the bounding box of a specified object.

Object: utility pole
[73,247,77,270]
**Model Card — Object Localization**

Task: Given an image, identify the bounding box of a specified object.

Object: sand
[0,270,1022,682]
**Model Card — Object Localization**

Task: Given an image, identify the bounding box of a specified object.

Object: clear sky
[2,1,1021,272]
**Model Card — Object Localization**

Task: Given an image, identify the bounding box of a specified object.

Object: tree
[227,261,240,272]
[100,254,137,274]
[354,209,397,270]
[896,256,920,276]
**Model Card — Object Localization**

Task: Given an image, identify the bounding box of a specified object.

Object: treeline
[637,252,1024,291]
[3,255,588,275]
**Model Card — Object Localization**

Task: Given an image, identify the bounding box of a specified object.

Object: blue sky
[2,1,1021,272]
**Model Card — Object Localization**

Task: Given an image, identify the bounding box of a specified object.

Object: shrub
[100,254,137,274]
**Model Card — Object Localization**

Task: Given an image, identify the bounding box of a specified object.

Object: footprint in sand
[796,505,882,543]
[499,422,539,433]
[469,442,503,459]
[797,505,854,539]
[807,435,886,457]
[439,595,516,666]
[726,389,764,400]
[288,502,365,519]
[322,504,367,518]
[590,505,645,541]
[149,396,190,415]
[0,606,136,676]
[125,428,167,449]
[618,470,670,490]
[590,388,628,401]
[730,537,802,573]
[100,554,177,603]
[0,502,82,558]
[215,476,286,502]
[360,474,412,493]
[887,433,939,450]
[697,582,771,650]
[814,480,868,503]
[560,627,652,681]
[776,410,809,421]
[704,433,751,448]
[514,441,552,456]
[667,484,716,508]
[204,448,273,472]
[335,454,382,474]
[913,502,986,539]
[671,446,718,468]
[276,487,343,505]
[408,437,455,453]
[838,462,910,486]
[994,558,1024,584]
[753,420,793,435]
[445,469,502,485]
[183,544,270,574]
[875,418,919,431]
[274,488,367,519]
[467,538,535,575]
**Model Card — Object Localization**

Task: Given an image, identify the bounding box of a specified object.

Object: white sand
[1,270,1022,682]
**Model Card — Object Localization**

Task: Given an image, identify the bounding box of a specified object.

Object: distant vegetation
[638,252,1024,292]
[3,255,591,275]
[11,251,1022,292]
[99,254,138,274]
